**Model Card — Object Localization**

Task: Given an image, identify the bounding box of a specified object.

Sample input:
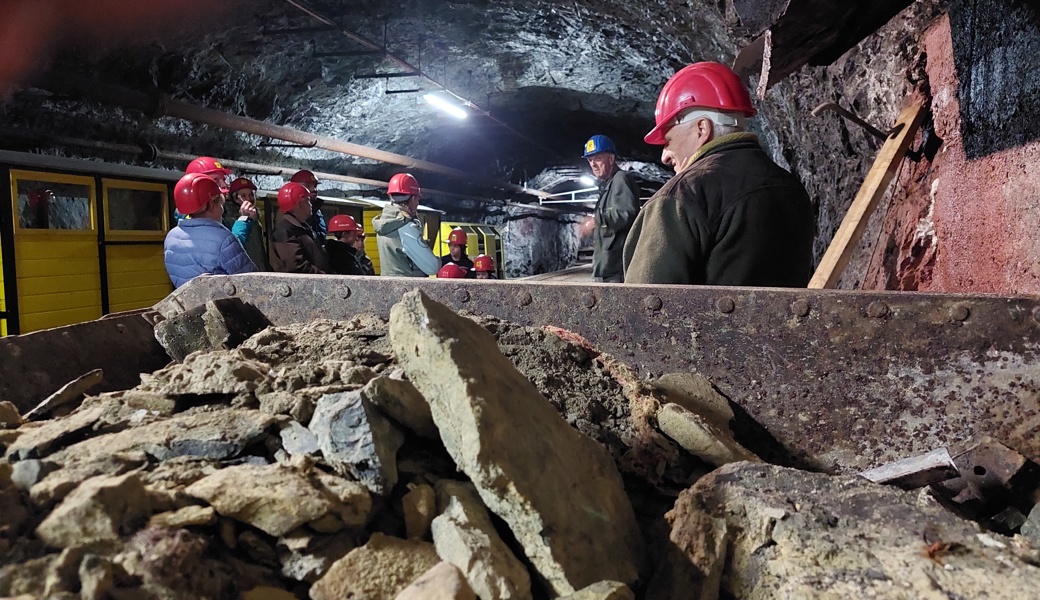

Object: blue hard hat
[582,135,616,158]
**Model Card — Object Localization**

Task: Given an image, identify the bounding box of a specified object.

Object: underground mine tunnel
[2,0,1040,599]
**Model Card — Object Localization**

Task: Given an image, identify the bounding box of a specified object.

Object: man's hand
[239,200,258,220]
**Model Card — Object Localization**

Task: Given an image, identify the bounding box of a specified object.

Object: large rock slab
[431,480,531,600]
[139,350,273,396]
[310,532,440,600]
[309,390,404,495]
[185,463,368,537]
[558,581,634,600]
[661,462,1040,599]
[36,473,151,548]
[389,291,642,596]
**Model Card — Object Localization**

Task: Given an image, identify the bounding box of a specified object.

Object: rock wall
[861,2,1040,293]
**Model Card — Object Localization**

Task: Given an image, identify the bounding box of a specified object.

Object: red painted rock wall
[863,14,1040,293]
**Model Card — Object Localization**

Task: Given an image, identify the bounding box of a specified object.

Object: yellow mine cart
[1,152,175,335]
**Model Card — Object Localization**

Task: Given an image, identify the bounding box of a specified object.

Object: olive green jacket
[592,167,641,281]
[223,204,270,271]
[623,133,814,286]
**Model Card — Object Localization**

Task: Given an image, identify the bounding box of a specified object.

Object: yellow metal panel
[363,209,382,275]
[13,237,96,260]
[16,273,100,296]
[20,306,102,334]
[1,320,6,336]
[108,283,172,312]
[20,289,102,313]
[16,256,101,279]
[107,269,171,290]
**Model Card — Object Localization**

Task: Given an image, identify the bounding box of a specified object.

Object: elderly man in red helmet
[271,182,329,274]
[372,173,440,277]
[623,62,814,287]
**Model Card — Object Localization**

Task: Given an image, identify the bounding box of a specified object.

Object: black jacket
[623,133,814,286]
[593,167,641,280]
[326,239,364,275]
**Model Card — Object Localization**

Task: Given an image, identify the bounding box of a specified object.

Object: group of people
[165,60,814,291]
[585,61,815,287]
[163,163,497,288]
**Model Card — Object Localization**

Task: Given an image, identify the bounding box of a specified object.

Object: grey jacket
[372,204,439,277]
[593,167,641,280]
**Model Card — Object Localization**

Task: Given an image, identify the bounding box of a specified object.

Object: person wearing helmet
[372,173,440,277]
[472,254,497,280]
[437,263,470,279]
[325,214,365,275]
[182,157,254,247]
[271,182,329,274]
[441,227,475,272]
[623,62,814,287]
[164,173,257,289]
[226,177,270,271]
[290,169,327,246]
[583,135,640,283]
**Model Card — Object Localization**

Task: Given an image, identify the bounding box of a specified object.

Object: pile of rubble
[1,291,1040,599]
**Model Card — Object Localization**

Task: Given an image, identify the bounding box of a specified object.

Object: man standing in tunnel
[373,173,441,277]
[584,135,641,283]
[623,62,815,287]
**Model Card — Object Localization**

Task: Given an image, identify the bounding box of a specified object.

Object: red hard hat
[290,169,318,187]
[174,173,222,216]
[644,62,756,146]
[277,182,313,213]
[448,228,467,246]
[228,177,257,195]
[388,173,422,198]
[328,214,361,233]
[437,263,469,279]
[185,156,232,177]
[473,254,495,273]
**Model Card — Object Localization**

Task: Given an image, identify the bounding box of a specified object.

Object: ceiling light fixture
[424,93,467,119]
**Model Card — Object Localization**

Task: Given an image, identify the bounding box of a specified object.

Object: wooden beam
[732,0,914,95]
[808,100,927,289]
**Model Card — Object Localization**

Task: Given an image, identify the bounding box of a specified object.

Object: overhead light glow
[424,93,467,119]
[579,175,596,186]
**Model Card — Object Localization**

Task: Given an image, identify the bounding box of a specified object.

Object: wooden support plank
[808,100,927,289]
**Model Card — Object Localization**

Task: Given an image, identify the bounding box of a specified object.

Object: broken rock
[0,401,22,428]
[395,561,476,600]
[309,390,404,495]
[361,373,438,440]
[402,483,436,540]
[390,291,643,596]
[670,462,1040,599]
[655,403,759,466]
[185,463,344,537]
[431,480,532,600]
[558,581,634,600]
[36,473,151,549]
[277,528,356,583]
[154,298,271,362]
[310,532,440,600]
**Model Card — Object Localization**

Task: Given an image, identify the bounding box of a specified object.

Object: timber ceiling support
[732,0,915,97]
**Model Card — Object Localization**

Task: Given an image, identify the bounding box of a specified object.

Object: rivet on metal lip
[455,289,471,303]
[791,299,810,318]
[278,284,292,298]
[717,297,735,314]
[341,285,352,299]
[582,293,597,308]
[517,291,533,307]
[644,295,663,311]
[949,305,970,322]
[866,301,890,318]
[223,283,237,296]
